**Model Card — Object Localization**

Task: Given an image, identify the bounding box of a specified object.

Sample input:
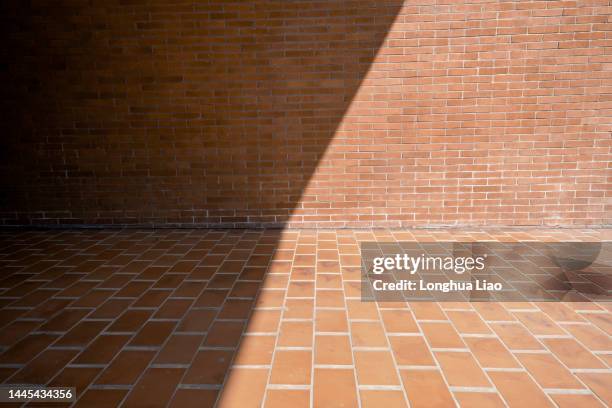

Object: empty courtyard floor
[0,228,611,407]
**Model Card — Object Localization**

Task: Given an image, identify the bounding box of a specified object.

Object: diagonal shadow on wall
[2,0,404,229]
[0,1,404,406]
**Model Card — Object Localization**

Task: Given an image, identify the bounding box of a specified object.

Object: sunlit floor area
[0,229,611,407]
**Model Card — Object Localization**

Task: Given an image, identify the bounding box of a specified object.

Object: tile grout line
[260,230,294,408]
[309,230,318,408]
[371,234,413,407]
[118,230,214,408]
[342,232,362,408]
[167,230,254,408]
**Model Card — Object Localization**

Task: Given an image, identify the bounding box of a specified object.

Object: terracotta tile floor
[0,228,611,407]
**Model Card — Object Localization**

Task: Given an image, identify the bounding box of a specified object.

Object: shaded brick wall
[2,0,611,227]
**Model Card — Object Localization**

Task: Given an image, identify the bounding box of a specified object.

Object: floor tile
[454,392,505,408]
[216,368,268,408]
[488,371,554,407]
[380,309,419,333]
[543,338,606,369]
[155,334,201,364]
[278,321,313,347]
[9,349,78,384]
[354,351,400,385]
[233,335,275,366]
[464,337,520,368]
[183,349,233,385]
[245,309,281,332]
[75,389,127,408]
[95,350,156,385]
[74,334,130,364]
[360,390,408,408]
[204,321,244,347]
[400,369,455,408]
[351,321,388,347]
[315,309,348,333]
[123,367,184,407]
[389,335,435,366]
[435,351,490,388]
[490,322,543,350]
[169,388,218,408]
[49,366,101,395]
[265,389,309,408]
[420,322,464,349]
[577,373,612,406]
[315,335,353,365]
[446,310,491,334]
[550,394,606,408]
[516,352,584,389]
[313,368,358,408]
[0,334,58,364]
[129,320,176,347]
[270,350,311,385]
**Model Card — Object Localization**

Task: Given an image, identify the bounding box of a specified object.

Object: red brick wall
[2,1,610,227]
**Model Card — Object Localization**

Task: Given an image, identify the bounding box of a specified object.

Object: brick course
[2,0,611,227]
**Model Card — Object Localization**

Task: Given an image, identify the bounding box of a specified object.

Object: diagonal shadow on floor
[0,1,405,406]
